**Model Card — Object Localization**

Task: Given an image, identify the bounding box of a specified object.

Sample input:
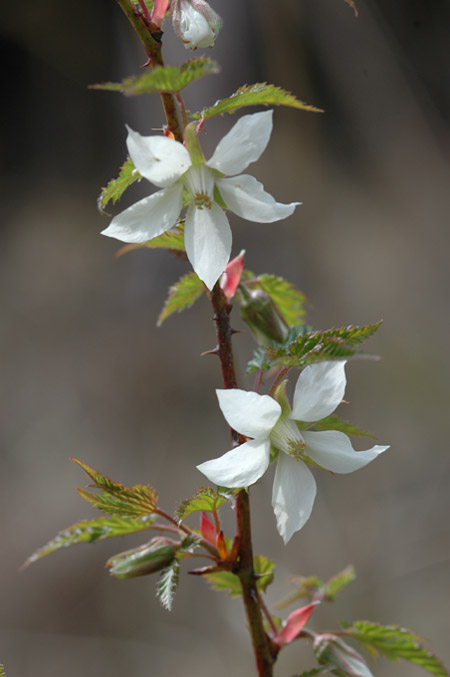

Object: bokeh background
[1,0,449,675]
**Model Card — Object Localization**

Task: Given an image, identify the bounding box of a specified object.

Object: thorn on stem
[201,346,220,357]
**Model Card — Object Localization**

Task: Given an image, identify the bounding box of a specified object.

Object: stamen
[194,192,213,209]
[270,417,305,461]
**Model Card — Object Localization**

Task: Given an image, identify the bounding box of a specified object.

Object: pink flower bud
[220,250,245,300]
[200,511,217,546]
[274,602,318,648]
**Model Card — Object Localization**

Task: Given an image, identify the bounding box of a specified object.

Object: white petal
[216,175,300,223]
[179,0,215,49]
[272,455,317,544]
[184,201,232,290]
[206,111,274,176]
[291,361,347,422]
[101,183,184,243]
[197,439,271,488]
[126,126,191,188]
[216,389,281,439]
[302,430,389,474]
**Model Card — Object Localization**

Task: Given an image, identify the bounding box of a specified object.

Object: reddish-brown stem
[268,366,289,397]
[210,283,275,676]
[115,0,183,142]
[112,6,274,671]
[258,591,278,638]
[155,508,218,558]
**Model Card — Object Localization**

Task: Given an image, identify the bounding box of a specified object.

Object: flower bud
[172,0,221,50]
[240,287,288,345]
[106,538,178,579]
[313,634,374,677]
[220,250,245,300]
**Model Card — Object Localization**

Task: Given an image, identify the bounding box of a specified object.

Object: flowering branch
[210,281,275,675]
[115,0,183,141]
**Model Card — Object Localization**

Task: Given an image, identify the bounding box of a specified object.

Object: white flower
[172,0,221,50]
[101,110,299,290]
[197,361,389,543]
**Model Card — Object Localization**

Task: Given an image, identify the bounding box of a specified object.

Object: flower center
[270,417,305,461]
[184,165,214,210]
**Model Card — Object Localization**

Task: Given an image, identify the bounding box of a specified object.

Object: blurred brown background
[1,0,449,675]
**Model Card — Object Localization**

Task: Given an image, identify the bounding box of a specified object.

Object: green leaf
[275,575,323,609]
[204,570,242,597]
[322,565,356,601]
[98,156,142,214]
[247,274,307,327]
[313,415,376,439]
[74,459,158,517]
[266,322,382,370]
[116,224,186,257]
[246,346,271,374]
[0,664,5,676]
[157,271,205,326]
[276,567,355,608]
[176,487,233,522]
[192,83,322,119]
[246,325,312,374]
[91,57,220,96]
[157,559,180,611]
[205,554,275,597]
[254,554,275,592]
[345,621,449,676]
[24,514,156,566]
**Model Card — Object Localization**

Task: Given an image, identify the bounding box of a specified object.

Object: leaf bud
[106,538,178,579]
[240,287,288,345]
[313,634,374,677]
[172,0,221,50]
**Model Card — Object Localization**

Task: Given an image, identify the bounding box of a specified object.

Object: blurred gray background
[1,0,449,675]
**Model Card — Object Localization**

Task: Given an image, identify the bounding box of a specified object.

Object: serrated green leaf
[98,156,142,213]
[246,346,270,374]
[345,621,449,676]
[116,224,186,257]
[275,575,323,609]
[205,554,275,597]
[323,565,356,601]
[192,83,322,119]
[74,459,158,517]
[314,415,376,439]
[157,271,204,326]
[246,325,312,374]
[91,57,219,96]
[24,514,156,566]
[176,487,232,522]
[0,664,5,676]
[249,274,307,327]
[266,322,382,370]
[157,559,180,611]
[72,459,123,491]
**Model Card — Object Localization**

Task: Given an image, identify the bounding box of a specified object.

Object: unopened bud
[313,634,374,677]
[106,537,178,579]
[172,0,221,50]
[240,287,288,345]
